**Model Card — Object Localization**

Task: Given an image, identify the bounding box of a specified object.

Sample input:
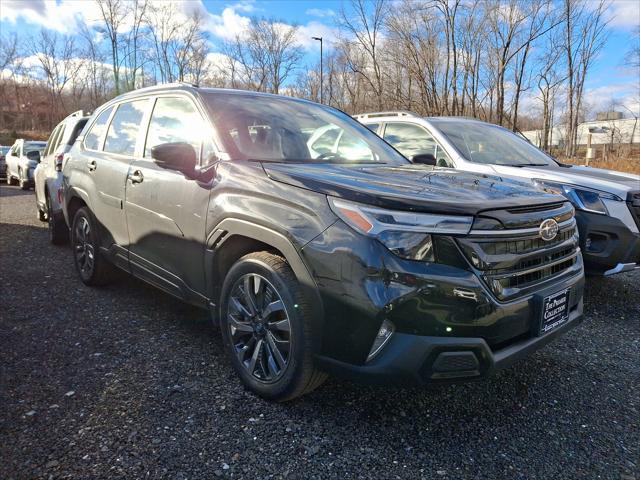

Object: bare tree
[563,0,609,157]
[536,31,566,152]
[95,0,128,94]
[339,0,388,109]
[29,30,79,128]
[224,17,303,94]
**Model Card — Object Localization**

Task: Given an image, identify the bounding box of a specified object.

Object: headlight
[328,197,473,261]
[532,179,622,215]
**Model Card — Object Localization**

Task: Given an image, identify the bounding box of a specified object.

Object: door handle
[87,160,97,171]
[129,170,144,184]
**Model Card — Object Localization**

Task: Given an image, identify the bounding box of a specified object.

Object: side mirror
[412,153,436,165]
[151,142,198,178]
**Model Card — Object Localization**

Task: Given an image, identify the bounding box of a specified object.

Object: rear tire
[7,173,17,185]
[47,194,68,245]
[220,251,327,402]
[71,207,116,285]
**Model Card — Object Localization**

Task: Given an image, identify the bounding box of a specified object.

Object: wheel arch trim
[63,186,92,225]
[206,218,324,349]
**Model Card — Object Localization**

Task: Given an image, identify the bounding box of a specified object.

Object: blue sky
[1,0,638,115]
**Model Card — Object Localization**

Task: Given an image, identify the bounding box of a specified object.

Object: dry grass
[554,147,640,175]
[558,157,640,175]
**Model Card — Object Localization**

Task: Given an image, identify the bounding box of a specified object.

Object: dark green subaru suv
[62,84,585,401]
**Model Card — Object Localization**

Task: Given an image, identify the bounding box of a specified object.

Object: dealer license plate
[540,289,570,335]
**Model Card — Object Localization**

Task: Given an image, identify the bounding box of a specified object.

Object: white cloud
[583,82,640,118]
[0,0,103,33]
[205,5,252,41]
[306,8,336,18]
[608,0,640,30]
[296,21,341,49]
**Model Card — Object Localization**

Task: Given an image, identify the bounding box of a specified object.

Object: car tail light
[55,154,64,172]
[57,187,63,204]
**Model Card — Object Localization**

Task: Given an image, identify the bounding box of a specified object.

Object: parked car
[35,111,89,244]
[0,145,11,178]
[357,112,640,276]
[63,84,584,401]
[5,139,47,189]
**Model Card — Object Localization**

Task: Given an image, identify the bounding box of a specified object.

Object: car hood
[490,164,640,198]
[262,163,565,216]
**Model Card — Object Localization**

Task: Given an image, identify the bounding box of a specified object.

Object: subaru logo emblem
[539,218,559,241]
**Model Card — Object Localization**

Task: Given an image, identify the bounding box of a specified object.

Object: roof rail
[353,111,418,120]
[122,82,199,95]
[66,110,84,119]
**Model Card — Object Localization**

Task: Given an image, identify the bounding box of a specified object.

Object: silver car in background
[5,140,46,189]
[35,111,89,244]
[357,112,640,276]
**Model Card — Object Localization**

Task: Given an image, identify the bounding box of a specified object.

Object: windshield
[431,120,557,167]
[203,92,408,165]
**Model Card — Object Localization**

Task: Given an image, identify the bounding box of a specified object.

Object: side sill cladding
[205,218,324,350]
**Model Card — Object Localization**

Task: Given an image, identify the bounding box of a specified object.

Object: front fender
[206,217,325,352]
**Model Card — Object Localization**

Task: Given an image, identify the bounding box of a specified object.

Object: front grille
[458,206,580,301]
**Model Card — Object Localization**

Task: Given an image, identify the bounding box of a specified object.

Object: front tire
[220,252,326,402]
[6,172,17,185]
[71,207,116,285]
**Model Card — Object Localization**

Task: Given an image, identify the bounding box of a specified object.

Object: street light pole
[312,36,323,104]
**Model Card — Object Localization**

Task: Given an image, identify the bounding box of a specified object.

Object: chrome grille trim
[468,218,575,238]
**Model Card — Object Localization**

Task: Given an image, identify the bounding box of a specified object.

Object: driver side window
[383,122,452,166]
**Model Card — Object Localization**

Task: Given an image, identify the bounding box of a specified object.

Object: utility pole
[312,36,323,104]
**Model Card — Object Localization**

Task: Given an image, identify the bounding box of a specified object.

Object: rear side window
[104,101,147,156]
[84,107,114,151]
[144,97,206,160]
[66,119,88,146]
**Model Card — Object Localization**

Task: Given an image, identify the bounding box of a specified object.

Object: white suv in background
[35,111,89,244]
[357,112,640,276]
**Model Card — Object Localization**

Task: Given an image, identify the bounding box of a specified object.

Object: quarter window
[44,126,60,157]
[144,97,207,161]
[54,125,67,152]
[104,101,147,156]
[84,106,114,151]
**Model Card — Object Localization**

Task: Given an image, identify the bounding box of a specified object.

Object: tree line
[0,0,632,158]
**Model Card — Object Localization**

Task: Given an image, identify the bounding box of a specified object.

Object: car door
[6,142,21,178]
[124,94,216,299]
[383,122,453,166]
[80,100,148,266]
[37,125,63,203]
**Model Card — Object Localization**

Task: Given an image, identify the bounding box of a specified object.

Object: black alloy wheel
[227,273,292,383]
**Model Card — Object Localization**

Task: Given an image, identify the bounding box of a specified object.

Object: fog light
[366,320,395,362]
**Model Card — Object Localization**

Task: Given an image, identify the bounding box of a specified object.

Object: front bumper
[303,220,585,383]
[576,210,640,275]
[316,297,583,385]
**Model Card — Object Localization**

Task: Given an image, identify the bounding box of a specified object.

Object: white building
[522,117,640,148]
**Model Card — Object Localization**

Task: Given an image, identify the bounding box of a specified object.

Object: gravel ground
[1,183,638,480]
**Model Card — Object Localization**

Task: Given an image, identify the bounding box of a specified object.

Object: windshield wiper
[504,163,549,167]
